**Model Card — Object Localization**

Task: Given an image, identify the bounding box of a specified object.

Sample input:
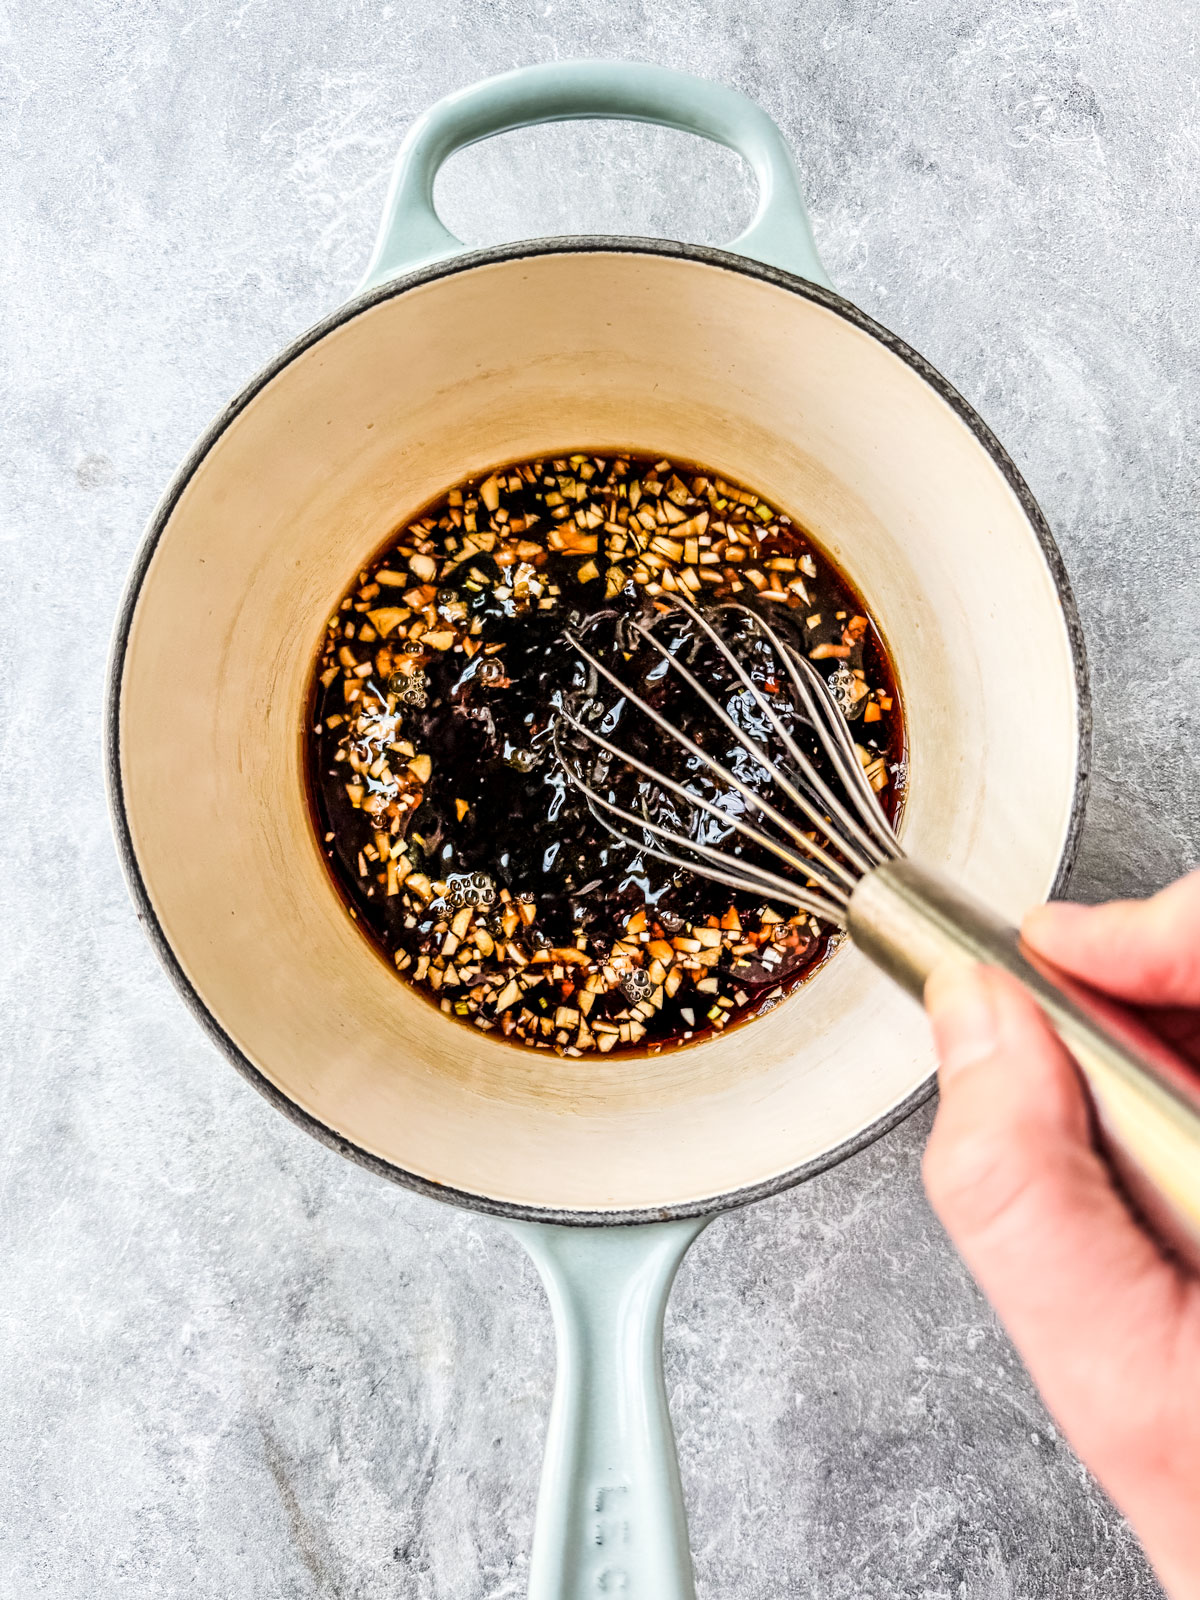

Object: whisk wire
[773,631,901,859]
[557,594,901,923]
[624,611,877,879]
[551,722,848,922]
[592,807,848,923]
[565,638,860,893]
[679,594,898,865]
[556,706,850,906]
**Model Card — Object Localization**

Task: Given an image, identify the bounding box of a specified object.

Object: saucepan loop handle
[507,1217,710,1600]
[358,59,831,290]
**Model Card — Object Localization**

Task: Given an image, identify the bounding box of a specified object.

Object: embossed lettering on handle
[594,1483,631,1593]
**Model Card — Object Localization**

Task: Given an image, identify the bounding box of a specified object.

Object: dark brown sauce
[306,452,905,1056]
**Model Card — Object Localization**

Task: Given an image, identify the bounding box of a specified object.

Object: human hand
[923,871,1200,1599]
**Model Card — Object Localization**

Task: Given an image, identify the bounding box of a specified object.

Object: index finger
[1022,868,1200,1007]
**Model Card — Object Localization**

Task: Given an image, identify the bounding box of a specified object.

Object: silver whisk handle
[848,859,1200,1271]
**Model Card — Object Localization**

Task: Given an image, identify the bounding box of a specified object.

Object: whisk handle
[847,859,1200,1269]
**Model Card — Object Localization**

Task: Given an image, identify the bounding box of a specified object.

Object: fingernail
[924,962,998,1080]
[1021,899,1089,949]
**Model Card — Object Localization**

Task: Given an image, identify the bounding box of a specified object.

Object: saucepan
[106,61,1087,1598]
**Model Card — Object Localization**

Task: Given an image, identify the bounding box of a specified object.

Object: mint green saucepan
[108,60,1088,1598]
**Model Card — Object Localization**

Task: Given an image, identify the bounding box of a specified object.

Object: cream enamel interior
[118,249,1080,1213]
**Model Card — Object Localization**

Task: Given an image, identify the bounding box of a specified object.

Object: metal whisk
[554,592,1200,1268]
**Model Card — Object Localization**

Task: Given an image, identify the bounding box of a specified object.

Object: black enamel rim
[104,236,1092,1226]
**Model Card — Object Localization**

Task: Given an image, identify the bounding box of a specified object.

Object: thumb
[922,962,1183,1449]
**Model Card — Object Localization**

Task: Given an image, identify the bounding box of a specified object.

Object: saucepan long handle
[357,59,831,289]
[848,859,1200,1267]
[506,1217,710,1600]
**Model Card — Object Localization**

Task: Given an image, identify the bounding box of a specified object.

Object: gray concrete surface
[3,0,1197,1594]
